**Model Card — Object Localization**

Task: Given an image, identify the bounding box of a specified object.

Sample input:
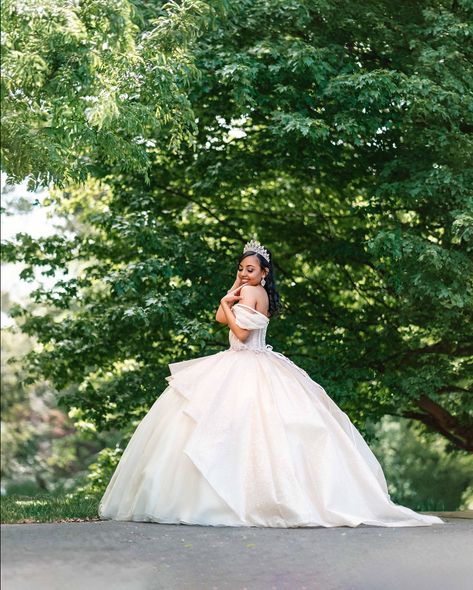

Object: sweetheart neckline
[234,303,270,320]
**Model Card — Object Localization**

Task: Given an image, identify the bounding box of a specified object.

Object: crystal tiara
[243,239,270,263]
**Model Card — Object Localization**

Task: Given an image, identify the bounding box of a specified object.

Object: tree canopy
[2,0,472,451]
[1,0,228,187]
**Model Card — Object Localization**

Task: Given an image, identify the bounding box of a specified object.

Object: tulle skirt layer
[99,349,445,528]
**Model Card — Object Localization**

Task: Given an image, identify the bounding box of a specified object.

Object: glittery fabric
[99,305,445,528]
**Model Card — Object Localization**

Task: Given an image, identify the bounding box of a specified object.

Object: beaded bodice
[228,303,270,351]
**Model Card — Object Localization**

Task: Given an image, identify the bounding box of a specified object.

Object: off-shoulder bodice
[228,303,270,351]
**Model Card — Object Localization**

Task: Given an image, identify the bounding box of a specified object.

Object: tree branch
[401,394,473,452]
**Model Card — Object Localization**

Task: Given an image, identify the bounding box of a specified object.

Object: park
[1,0,472,588]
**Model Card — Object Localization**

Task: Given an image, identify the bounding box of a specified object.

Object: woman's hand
[228,271,242,291]
[221,285,243,306]
[216,276,243,323]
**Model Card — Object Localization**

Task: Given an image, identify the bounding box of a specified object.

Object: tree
[1,0,227,188]
[3,0,472,450]
[368,415,473,511]
[1,290,116,494]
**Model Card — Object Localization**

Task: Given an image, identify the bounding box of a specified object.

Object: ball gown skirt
[99,303,445,528]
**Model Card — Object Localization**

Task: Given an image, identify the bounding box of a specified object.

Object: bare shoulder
[239,284,259,304]
[240,284,269,316]
[255,285,270,316]
[240,284,258,294]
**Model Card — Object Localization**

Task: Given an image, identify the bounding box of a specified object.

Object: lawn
[1,494,102,524]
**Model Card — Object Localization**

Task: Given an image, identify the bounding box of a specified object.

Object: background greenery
[1,0,472,520]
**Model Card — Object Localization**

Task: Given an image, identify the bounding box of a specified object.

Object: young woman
[99,239,444,528]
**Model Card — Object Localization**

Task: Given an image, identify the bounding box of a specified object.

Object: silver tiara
[243,239,270,262]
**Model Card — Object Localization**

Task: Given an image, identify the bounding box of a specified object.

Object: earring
[260,277,266,286]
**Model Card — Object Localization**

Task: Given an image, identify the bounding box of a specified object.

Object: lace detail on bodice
[227,304,312,378]
[228,304,270,352]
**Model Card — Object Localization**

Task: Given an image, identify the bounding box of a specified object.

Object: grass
[1,493,102,524]
[1,493,467,525]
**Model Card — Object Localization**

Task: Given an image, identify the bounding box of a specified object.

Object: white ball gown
[99,303,445,528]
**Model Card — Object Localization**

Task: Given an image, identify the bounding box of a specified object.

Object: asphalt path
[2,514,472,590]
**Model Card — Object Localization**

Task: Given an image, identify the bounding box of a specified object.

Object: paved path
[2,515,472,590]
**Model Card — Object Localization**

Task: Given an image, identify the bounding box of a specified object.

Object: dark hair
[237,249,282,318]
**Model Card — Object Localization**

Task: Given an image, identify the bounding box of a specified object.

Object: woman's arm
[218,285,250,341]
[215,276,241,324]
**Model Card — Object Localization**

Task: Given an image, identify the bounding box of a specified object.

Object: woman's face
[238,255,268,286]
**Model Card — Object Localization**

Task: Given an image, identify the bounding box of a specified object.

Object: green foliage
[369,416,473,511]
[2,0,473,453]
[1,318,118,495]
[72,444,125,499]
[1,0,229,188]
